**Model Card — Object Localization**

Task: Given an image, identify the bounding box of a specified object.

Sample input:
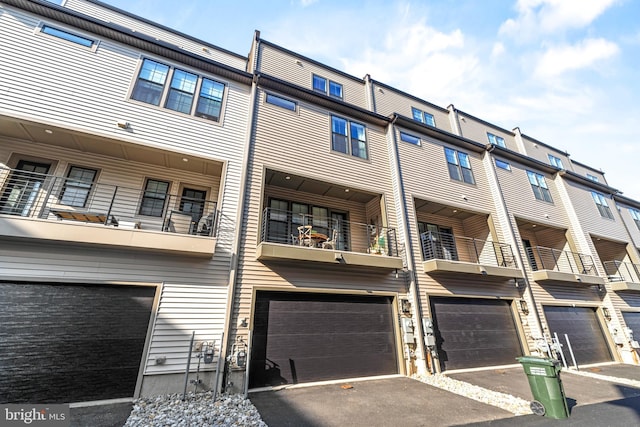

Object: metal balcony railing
[420,231,517,268]
[260,207,399,256]
[524,246,597,275]
[0,166,217,237]
[603,261,640,283]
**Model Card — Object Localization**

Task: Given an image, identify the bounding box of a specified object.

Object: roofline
[82,0,247,60]
[559,170,619,194]
[452,107,516,137]
[257,73,389,127]
[369,79,449,114]
[613,193,640,209]
[392,114,485,153]
[519,131,569,156]
[570,158,605,175]
[1,0,253,85]
[257,38,366,85]
[487,144,559,175]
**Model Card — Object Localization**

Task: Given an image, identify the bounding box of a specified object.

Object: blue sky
[98,0,640,200]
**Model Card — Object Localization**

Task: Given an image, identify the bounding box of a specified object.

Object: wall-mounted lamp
[116,120,130,129]
[519,299,529,315]
[602,307,612,321]
[334,253,344,262]
[295,59,303,66]
[239,317,248,328]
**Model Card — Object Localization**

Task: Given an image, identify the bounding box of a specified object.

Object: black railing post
[104,186,117,225]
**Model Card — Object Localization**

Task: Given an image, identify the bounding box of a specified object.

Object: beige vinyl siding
[519,135,567,167]
[562,180,628,243]
[63,0,247,69]
[230,88,405,341]
[571,162,606,182]
[0,6,251,376]
[0,7,250,159]
[373,85,452,133]
[257,44,368,109]
[456,114,516,150]
[616,202,640,248]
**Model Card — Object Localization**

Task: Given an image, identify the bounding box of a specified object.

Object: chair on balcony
[297,225,313,247]
[322,229,339,250]
[196,213,215,236]
[166,210,193,234]
[290,234,300,246]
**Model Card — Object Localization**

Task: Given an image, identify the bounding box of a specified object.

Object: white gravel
[414,373,533,416]
[123,392,267,427]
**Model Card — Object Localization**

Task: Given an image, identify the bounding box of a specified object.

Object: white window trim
[35,21,99,52]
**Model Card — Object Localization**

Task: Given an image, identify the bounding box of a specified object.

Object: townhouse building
[2,0,640,405]
[0,0,251,402]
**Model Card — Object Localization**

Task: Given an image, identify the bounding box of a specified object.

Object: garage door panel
[0,282,155,404]
[622,312,640,336]
[544,306,612,366]
[250,292,398,388]
[431,297,522,371]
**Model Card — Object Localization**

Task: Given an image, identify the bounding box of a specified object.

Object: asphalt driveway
[249,376,513,427]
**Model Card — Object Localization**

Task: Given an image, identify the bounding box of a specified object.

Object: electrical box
[422,318,435,348]
[425,335,436,347]
[204,342,215,364]
[631,340,640,349]
[401,318,415,343]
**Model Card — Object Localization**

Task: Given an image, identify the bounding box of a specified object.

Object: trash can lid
[516,356,560,366]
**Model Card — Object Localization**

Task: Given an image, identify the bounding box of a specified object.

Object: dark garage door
[621,312,640,341]
[431,297,523,371]
[544,306,612,365]
[250,291,398,388]
[0,282,155,403]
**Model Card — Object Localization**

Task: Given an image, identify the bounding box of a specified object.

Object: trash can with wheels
[516,356,570,419]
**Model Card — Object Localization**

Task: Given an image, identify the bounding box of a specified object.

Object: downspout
[219,33,261,394]
[388,114,428,376]
[486,144,545,349]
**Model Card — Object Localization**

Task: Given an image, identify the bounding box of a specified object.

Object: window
[548,154,564,169]
[495,159,511,171]
[331,116,368,159]
[592,191,614,219]
[265,93,297,111]
[527,171,552,202]
[131,59,226,121]
[139,179,170,217]
[312,75,327,94]
[179,188,207,222]
[630,208,640,230]
[445,147,475,184]
[329,81,343,99]
[40,24,95,48]
[587,174,599,182]
[312,74,343,99]
[411,107,435,126]
[487,133,506,148]
[60,166,97,207]
[400,132,420,145]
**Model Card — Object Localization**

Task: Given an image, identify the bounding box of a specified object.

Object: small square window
[495,159,511,170]
[548,154,564,169]
[266,93,297,111]
[586,174,599,182]
[411,107,435,126]
[329,81,343,99]
[400,132,420,145]
[487,133,506,148]
[313,75,327,94]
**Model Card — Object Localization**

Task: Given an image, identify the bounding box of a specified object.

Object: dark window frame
[445,147,475,184]
[411,107,435,126]
[331,115,368,160]
[495,159,511,171]
[139,178,170,217]
[487,132,506,148]
[59,166,98,208]
[526,171,553,203]
[592,191,614,220]
[399,132,421,145]
[40,24,96,48]
[265,93,297,111]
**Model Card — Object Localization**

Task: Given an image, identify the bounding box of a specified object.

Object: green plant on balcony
[370,234,387,255]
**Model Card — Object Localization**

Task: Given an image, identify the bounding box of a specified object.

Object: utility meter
[203,342,215,364]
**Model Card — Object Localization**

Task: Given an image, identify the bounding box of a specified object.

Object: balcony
[525,246,604,286]
[256,208,403,270]
[420,231,523,280]
[603,261,640,292]
[0,167,217,256]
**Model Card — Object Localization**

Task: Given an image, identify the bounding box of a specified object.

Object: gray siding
[456,114,517,151]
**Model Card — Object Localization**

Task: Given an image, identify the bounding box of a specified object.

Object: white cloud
[534,38,619,77]
[491,42,505,58]
[500,0,619,41]
[298,0,318,6]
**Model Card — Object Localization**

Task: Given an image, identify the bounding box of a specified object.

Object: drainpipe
[485,144,545,348]
[219,32,262,394]
[388,114,428,376]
